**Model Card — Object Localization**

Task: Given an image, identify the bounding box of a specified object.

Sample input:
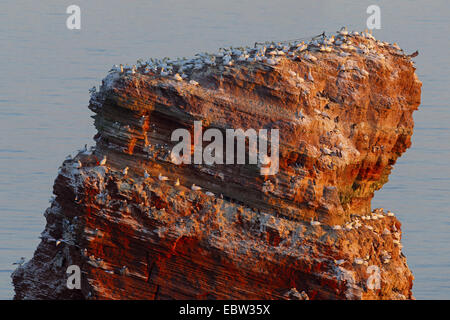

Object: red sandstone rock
[12,30,421,300]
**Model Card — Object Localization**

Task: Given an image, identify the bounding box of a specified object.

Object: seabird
[310,218,320,226]
[339,27,349,36]
[123,167,129,176]
[408,50,419,58]
[144,170,150,179]
[189,80,199,86]
[354,258,364,265]
[205,191,215,197]
[191,184,202,191]
[334,259,345,265]
[160,68,169,76]
[174,178,180,186]
[13,257,26,266]
[158,173,169,181]
[99,156,107,166]
[332,225,342,230]
[174,73,183,81]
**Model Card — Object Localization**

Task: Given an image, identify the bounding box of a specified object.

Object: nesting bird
[144,170,150,179]
[13,257,26,266]
[191,184,202,191]
[99,156,107,166]
[158,173,169,181]
[310,218,321,226]
[123,167,129,176]
[174,178,180,186]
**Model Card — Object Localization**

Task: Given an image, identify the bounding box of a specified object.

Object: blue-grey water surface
[0,0,449,299]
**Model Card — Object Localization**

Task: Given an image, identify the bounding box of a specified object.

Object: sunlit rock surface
[13,29,421,300]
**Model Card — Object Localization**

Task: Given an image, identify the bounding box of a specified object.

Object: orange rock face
[13,31,421,300]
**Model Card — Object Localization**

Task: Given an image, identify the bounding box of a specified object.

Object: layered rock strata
[13,29,421,300]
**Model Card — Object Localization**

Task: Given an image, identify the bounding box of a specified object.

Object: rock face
[13,30,421,300]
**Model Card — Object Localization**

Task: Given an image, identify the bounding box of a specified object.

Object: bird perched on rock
[158,173,169,181]
[191,184,202,191]
[123,167,129,176]
[174,178,180,186]
[310,218,320,226]
[13,257,25,266]
[144,170,150,179]
[408,50,419,58]
[99,156,107,166]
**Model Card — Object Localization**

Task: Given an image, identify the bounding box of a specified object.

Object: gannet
[387,211,395,217]
[339,26,349,36]
[304,54,317,62]
[189,80,199,86]
[174,73,183,81]
[123,167,129,176]
[354,258,364,265]
[99,156,107,166]
[310,218,320,226]
[13,257,26,266]
[307,70,314,82]
[158,173,169,181]
[205,191,215,197]
[332,225,342,230]
[334,259,345,265]
[160,68,169,76]
[144,170,150,179]
[174,178,180,186]
[120,64,124,73]
[191,184,202,191]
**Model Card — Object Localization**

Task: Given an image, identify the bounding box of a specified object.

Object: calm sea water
[0,0,449,299]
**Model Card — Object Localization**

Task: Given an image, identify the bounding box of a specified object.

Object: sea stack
[12,29,421,300]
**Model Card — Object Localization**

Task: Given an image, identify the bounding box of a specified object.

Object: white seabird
[144,170,150,179]
[191,184,202,191]
[310,218,320,226]
[158,173,169,181]
[13,257,26,266]
[123,167,129,176]
[334,259,345,265]
[174,178,180,186]
[99,156,107,166]
[205,191,215,197]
